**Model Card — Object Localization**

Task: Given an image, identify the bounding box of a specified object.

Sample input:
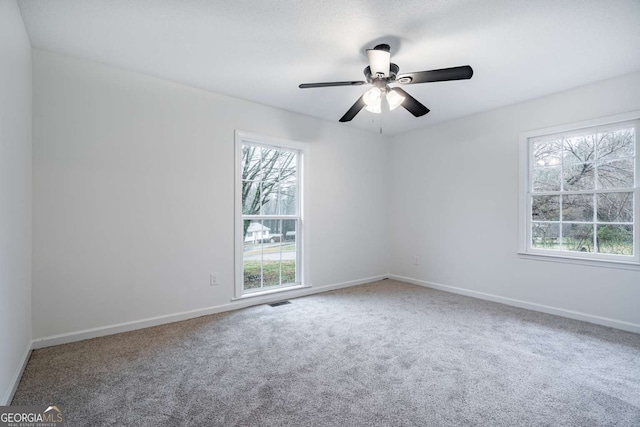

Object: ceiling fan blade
[366,44,391,77]
[339,95,366,122]
[392,88,430,117]
[299,81,366,89]
[396,65,473,84]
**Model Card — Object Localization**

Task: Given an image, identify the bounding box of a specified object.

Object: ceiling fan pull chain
[370,111,382,133]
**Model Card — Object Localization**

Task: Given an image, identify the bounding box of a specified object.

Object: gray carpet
[12,280,640,426]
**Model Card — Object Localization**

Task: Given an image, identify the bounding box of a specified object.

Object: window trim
[234,130,307,299]
[518,110,640,268]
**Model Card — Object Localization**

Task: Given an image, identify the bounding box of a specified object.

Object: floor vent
[268,300,291,307]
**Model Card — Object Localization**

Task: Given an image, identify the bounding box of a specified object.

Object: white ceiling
[17,0,640,135]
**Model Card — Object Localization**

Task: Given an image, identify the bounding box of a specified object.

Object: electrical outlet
[210,273,219,286]
[413,256,420,266]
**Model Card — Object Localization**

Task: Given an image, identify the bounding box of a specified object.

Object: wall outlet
[413,256,420,266]
[210,272,219,286]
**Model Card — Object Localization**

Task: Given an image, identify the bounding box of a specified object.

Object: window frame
[234,131,307,299]
[518,111,640,268]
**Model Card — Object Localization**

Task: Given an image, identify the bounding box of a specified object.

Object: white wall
[32,49,388,339]
[0,0,32,404]
[29,45,640,344]
[389,71,640,329]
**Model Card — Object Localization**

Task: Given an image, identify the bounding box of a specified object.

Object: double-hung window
[234,131,304,297]
[519,112,640,266]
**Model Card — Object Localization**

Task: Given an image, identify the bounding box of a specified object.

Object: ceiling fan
[299,44,473,122]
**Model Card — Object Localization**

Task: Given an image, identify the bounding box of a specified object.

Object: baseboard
[31,274,388,350]
[2,341,33,405]
[390,274,640,334]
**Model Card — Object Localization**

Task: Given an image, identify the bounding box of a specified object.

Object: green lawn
[244,260,296,290]
[244,243,296,256]
[532,239,632,255]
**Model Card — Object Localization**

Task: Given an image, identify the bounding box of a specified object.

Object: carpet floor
[12,280,640,426]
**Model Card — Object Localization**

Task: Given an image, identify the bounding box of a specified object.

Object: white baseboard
[390,274,640,334]
[2,341,33,405]
[31,274,388,350]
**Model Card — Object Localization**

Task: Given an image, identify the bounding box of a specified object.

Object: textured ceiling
[17,0,640,135]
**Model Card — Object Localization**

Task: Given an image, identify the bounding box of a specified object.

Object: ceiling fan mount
[299,43,473,122]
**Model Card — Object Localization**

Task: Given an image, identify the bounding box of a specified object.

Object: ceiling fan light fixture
[363,87,382,107]
[365,103,382,114]
[386,88,405,111]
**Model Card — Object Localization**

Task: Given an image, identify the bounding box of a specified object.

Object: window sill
[231,284,311,301]
[517,252,640,271]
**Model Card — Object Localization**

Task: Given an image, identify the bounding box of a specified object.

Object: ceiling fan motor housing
[364,63,399,83]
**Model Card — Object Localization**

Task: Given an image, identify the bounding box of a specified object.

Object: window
[234,131,304,297]
[519,112,640,266]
